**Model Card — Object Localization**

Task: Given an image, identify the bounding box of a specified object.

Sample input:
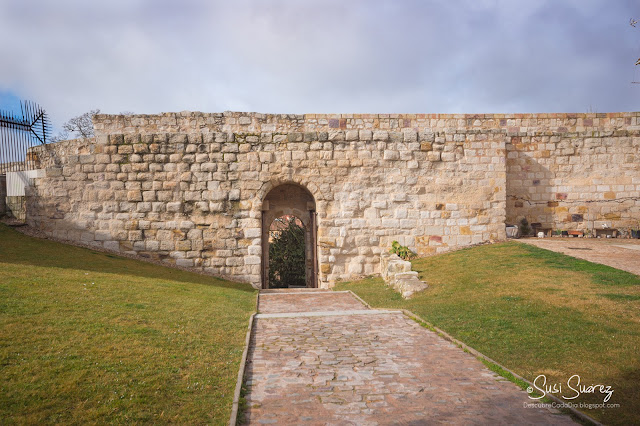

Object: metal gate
[0,100,51,219]
[0,100,51,174]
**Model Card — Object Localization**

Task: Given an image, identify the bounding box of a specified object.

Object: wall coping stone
[92,110,640,137]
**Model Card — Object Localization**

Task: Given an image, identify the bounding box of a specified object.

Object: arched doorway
[261,184,317,289]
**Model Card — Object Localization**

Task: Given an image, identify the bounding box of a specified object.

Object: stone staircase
[380,253,428,298]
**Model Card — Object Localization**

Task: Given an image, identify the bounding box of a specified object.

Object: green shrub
[269,217,306,288]
[390,240,417,260]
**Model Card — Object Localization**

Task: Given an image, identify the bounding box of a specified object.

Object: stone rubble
[379,252,428,298]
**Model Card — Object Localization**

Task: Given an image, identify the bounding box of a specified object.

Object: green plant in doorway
[269,216,306,288]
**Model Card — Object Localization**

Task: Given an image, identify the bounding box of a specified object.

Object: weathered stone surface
[380,253,428,298]
[505,127,640,232]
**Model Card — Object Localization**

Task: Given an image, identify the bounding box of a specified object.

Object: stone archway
[261,183,317,289]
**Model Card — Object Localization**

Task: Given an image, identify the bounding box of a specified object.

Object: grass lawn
[0,224,256,424]
[337,242,640,426]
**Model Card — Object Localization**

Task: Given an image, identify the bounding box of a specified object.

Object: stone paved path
[258,291,368,314]
[242,290,575,425]
[519,238,640,276]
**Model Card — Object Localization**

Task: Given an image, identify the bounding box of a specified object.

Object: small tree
[632,19,640,66]
[269,217,306,288]
[51,109,100,142]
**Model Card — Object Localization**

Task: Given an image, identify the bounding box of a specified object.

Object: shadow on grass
[0,224,255,293]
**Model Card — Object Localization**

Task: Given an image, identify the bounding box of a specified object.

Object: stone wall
[94,110,639,233]
[93,111,639,136]
[24,110,640,288]
[506,128,640,233]
[26,123,507,288]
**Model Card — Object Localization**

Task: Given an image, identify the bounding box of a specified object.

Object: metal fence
[0,100,51,174]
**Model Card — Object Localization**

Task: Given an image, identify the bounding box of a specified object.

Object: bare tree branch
[61,109,100,139]
[632,18,639,66]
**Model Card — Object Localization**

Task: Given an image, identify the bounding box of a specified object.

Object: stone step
[260,288,332,293]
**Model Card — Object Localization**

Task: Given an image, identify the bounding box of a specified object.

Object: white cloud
[0,0,637,127]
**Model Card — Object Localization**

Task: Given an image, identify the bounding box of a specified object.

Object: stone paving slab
[243,292,576,425]
[258,291,367,314]
[519,238,640,276]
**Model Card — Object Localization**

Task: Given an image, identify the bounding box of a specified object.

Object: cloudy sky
[1,0,639,129]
